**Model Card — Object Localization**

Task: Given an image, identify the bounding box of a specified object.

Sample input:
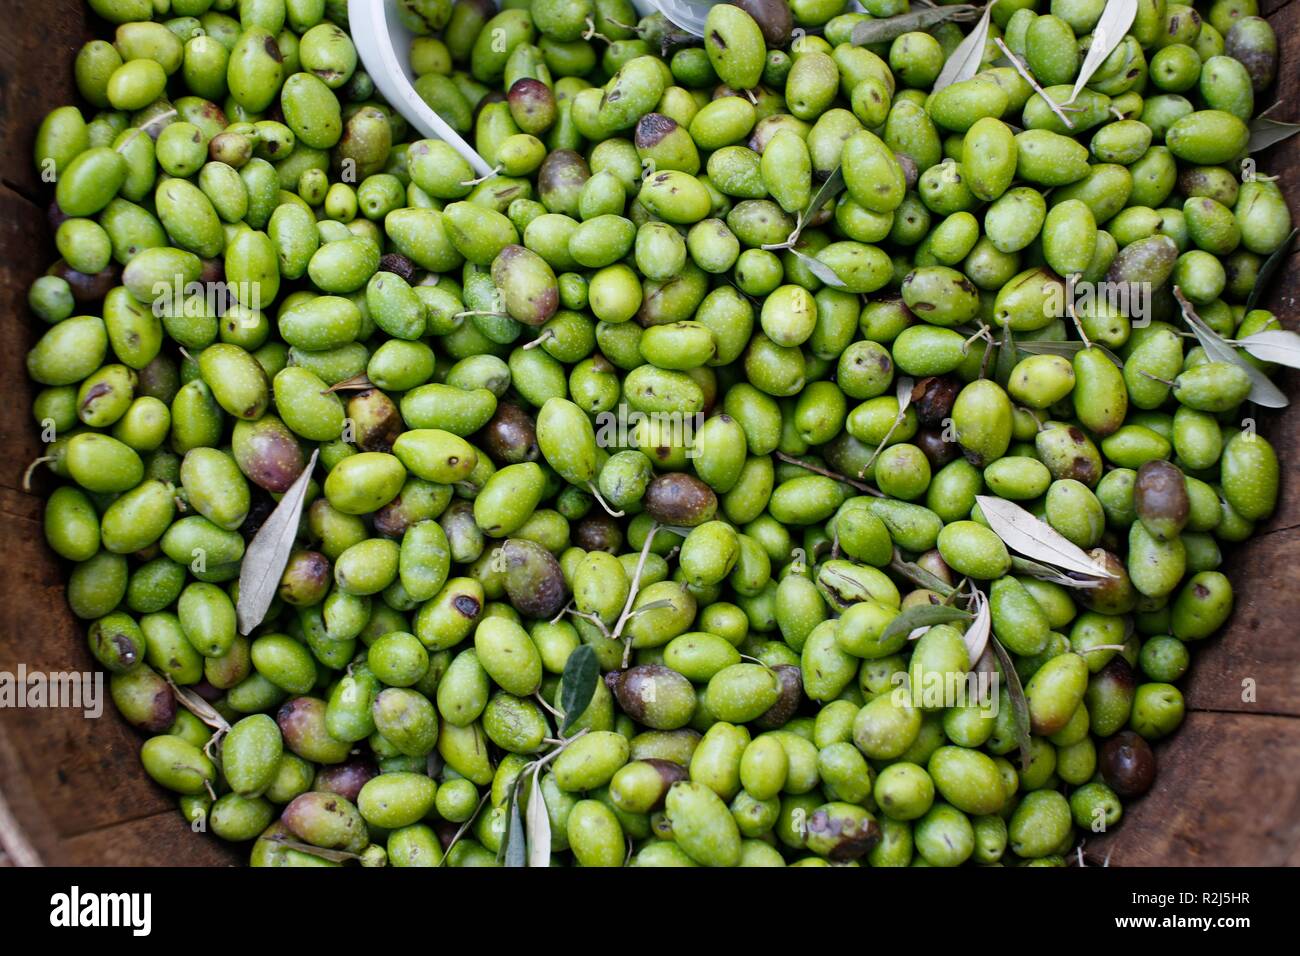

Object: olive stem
[587,481,625,517]
[521,330,554,351]
[534,691,563,720]
[775,452,883,496]
[1064,282,1094,349]
[1137,370,1174,387]
[458,165,502,188]
[581,17,609,42]
[321,373,372,394]
[21,456,55,493]
[994,39,1075,130]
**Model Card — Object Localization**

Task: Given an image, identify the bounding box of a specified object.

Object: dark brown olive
[379,252,418,283]
[235,415,306,493]
[279,550,332,606]
[1078,549,1138,614]
[1099,730,1156,797]
[912,376,960,426]
[753,664,803,730]
[644,473,718,527]
[313,757,378,803]
[440,500,485,563]
[501,538,567,619]
[50,259,118,302]
[1087,657,1137,737]
[135,353,180,404]
[478,402,540,465]
[573,514,623,553]
[1134,459,1189,542]
[730,0,793,46]
[347,389,405,453]
[914,426,959,469]
[48,199,70,232]
[507,77,557,135]
[110,665,176,733]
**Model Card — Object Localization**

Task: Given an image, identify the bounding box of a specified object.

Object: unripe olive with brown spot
[644,473,718,527]
[1134,460,1190,542]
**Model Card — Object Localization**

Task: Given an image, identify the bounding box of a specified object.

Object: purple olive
[644,473,718,527]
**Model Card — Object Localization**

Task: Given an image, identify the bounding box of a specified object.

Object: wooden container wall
[0,0,1297,867]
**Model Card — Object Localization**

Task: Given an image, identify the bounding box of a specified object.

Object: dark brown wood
[0,0,1298,867]
[1086,713,1300,866]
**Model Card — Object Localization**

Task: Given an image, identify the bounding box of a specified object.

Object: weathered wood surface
[0,0,1298,867]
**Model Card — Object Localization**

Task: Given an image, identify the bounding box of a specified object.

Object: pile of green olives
[25,0,1288,867]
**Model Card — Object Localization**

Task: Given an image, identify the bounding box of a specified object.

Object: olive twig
[581,17,609,42]
[534,691,564,721]
[1064,281,1094,349]
[775,452,883,496]
[613,522,661,666]
[994,39,1076,130]
[438,789,493,866]
[521,330,554,350]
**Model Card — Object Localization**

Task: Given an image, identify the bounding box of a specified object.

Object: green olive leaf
[783,167,846,249]
[1173,287,1289,409]
[1067,0,1138,105]
[267,835,364,863]
[1244,226,1298,313]
[932,0,998,93]
[977,495,1119,579]
[559,644,600,735]
[236,448,319,635]
[882,603,973,645]
[850,4,983,46]
[525,764,551,868]
[989,636,1033,771]
[1237,328,1300,369]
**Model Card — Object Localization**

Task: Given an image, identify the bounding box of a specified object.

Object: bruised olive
[507,77,557,136]
[1076,549,1138,615]
[609,758,690,814]
[51,258,119,302]
[233,416,306,493]
[501,538,567,619]
[1099,730,1156,797]
[479,402,540,465]
[753,664,803,730]
[608,663,697,730]
[279,550,332,606]
[347,389,405,453]
[1133,460,1189,542]
[805,802,882,862]
[644,473,718,527]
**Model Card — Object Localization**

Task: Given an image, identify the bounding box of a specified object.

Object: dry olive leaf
[977,495,1118,579]
[237,448,320,635]
[1018,339,1125,368]
[1245,226,1298,313]
[167,677,231,734]
[932,0,998,93]
[989,636,1033,771]
[851,4,982,46]
[963,590,992,666]
[1010,555,1105,589]
[1173,288,1289,409]
[1238,328,1300,368]
[267,835,364,863]
[1068,0,1138,105]
[525,765,552,868]
[886,603,974,645]
[559,644,599,735]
